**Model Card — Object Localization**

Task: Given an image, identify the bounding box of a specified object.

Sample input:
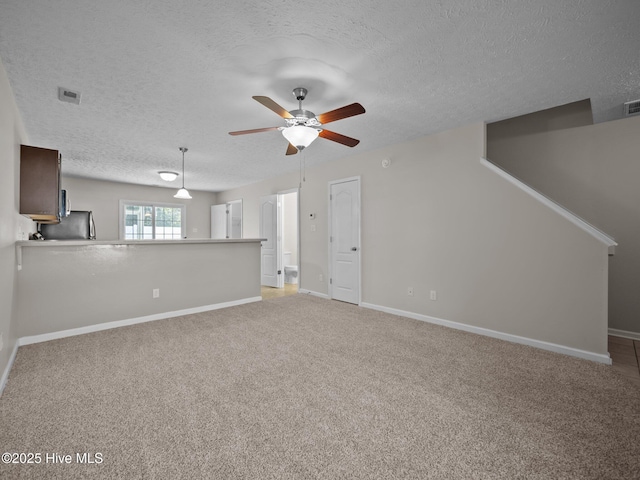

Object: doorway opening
[260,189,299,299]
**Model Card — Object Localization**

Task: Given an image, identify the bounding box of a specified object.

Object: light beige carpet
[1,294,638,479]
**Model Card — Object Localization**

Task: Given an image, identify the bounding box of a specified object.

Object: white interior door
[228,200,243,239]
[260,194,279,287]
[330,178,360,304]
[211,204,228,239]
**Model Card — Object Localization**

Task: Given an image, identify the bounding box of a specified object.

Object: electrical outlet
[319,274,323,282]
[153,288,160,298]
[408,287,414,296]
[311,224,316,232]
[430,290,437,301]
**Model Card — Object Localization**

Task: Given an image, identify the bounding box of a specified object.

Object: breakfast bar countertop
[16,238,265,247]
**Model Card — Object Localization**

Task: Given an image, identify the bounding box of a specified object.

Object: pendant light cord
[181,148,186,188]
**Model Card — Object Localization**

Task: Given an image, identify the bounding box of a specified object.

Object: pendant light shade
[282,126,319,151]
[174,187,191,199]
[174,147,192,199]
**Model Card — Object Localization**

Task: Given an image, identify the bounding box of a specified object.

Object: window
[120,201,186,240]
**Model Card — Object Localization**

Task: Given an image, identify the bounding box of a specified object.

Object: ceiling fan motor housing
[287,109,321,128]
[293,87,308,101]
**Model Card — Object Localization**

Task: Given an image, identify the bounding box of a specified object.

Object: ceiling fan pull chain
[303,150,306,183]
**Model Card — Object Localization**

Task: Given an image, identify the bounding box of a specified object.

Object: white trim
[277,188,300,290]
[608,328,640,341]
[227,199,243,239]
[361,302,612,365]
[276,195,284,288]
[0,340,20,397]
[119,199,187,240]
[211,199,244,239]
[480,158,617,249]
[259,194,279,288]
[298,288,330,300]
[18,296,262,347]
[277,187,299,195]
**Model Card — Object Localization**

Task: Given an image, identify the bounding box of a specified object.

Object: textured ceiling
[0,0,639,192]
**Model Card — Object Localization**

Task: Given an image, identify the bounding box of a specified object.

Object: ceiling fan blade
[316,103,365,125]
[253,96,295,119]
[286,143,298,155]
[228,126,280,136]
[319,129,360,147]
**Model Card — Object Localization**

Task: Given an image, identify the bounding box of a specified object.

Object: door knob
[351,247,357,251]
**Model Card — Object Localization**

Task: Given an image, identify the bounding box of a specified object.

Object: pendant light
[174,147,192,199]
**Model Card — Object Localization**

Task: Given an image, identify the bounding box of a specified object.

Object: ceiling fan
[229,87,365,155]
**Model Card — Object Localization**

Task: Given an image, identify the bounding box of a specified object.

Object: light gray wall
[218,122,610,355]
[487,114,640,334]
[16,241,261,337]
[62,176,218,240]
[0,57,32,388]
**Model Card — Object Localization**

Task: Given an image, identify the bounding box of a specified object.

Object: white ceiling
[1,0,639,192]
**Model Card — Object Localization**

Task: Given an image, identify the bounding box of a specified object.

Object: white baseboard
[361,302,612,365]
[18,296,262,347]
[608,328,640,341]
[0,340,19,397]
[298,288,330,299]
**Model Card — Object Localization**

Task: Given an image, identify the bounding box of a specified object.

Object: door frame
[277,188,300,290]
[259,194,279,287]
[328,176,361,305]
[227,199,243,238]
[211,199,243,239]
[210,203,228,239]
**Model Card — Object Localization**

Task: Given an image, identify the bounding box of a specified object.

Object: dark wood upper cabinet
[20,145,61,223]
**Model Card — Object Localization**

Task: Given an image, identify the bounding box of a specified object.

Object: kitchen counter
[17,238,264,247]
[15,238,265,269]
[15,238,265,340]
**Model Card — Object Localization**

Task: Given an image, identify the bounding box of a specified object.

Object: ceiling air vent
[623,99,640,117]
[58,87,81,105]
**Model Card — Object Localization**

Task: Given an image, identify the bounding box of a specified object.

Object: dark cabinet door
[20,145,61,223]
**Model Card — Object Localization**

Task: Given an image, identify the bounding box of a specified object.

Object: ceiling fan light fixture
[158,171,179,181]
[282,125,319,151]
[174,147,192,199]
[229,89,364,154]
